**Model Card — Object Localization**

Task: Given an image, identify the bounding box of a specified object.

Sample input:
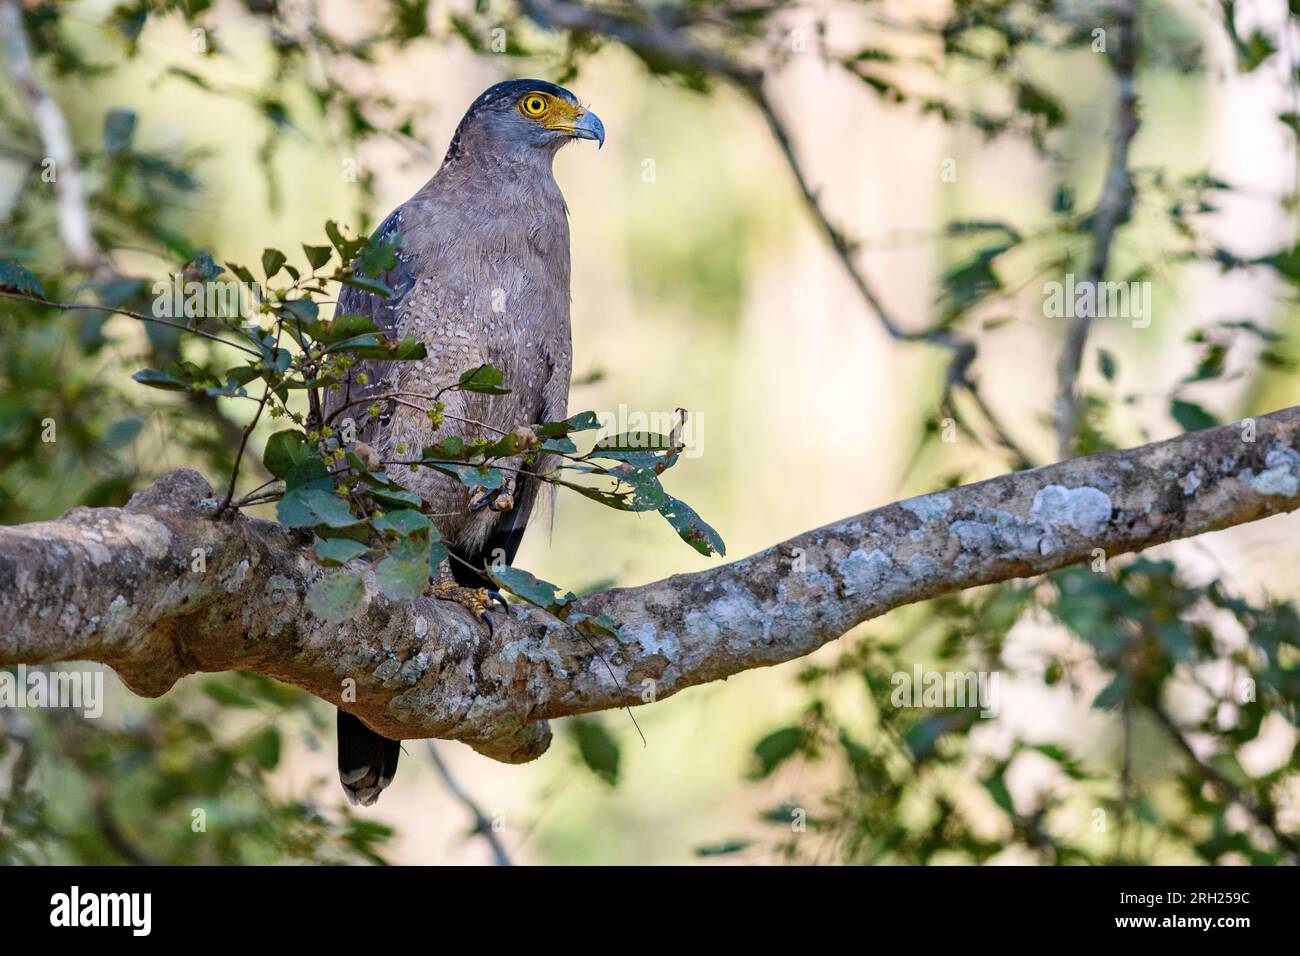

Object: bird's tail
[337,709,401,806]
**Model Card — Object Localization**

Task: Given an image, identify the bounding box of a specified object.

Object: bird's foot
[433,580,496,635]
[469,473,517,513]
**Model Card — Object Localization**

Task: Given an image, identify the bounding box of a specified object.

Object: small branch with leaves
[1,222,723,636]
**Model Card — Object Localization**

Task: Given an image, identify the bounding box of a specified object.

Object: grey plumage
[329,79,603,805]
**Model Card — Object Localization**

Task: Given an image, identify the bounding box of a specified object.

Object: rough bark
[3,407,1299,762]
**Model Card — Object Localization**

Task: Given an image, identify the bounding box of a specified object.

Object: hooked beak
[570,109,605,148]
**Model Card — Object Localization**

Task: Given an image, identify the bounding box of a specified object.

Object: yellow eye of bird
[521,94,547,117]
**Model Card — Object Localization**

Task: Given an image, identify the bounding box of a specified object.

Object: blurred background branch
[0,0,100,273]
[1,0,1298,865]
[426,742,512,866]
[1053,0,1141,459]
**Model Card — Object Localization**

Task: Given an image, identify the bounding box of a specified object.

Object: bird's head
[443,79,605,167]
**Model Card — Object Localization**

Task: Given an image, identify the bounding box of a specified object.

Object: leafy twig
[1149,702,1299,862]
[0,290,264,358]
[216,381,274,517]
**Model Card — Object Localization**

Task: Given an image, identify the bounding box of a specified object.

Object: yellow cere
[518,91,586,132]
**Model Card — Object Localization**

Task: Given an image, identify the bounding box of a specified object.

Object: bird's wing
[322,208,417,444]
[482,353,569,562]
[453,352,567,586]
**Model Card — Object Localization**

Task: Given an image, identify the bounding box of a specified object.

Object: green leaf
[263,430,312,480]
[480,431,536,459]
[246,726,282,770]
[1256,244,1300,284]
[226,261,256,285]
[540,436,577,454]
[456,363,511,395]
[322,332,383,354]
[694,840,752,857]
[1236,30,1276,72]
[323,332,426,361]
[375,551,429,601]
[322,313,379,343]
[372,509,433,536]
[594,432,674,452]
[749,727,802,779]
[278,487,363,529]
[262,248,287,279]
[386,335,427,360]
[129,368,185,391]
[658,496,726,557]
[338,274,395,298]
[314,537,370,565]
[1014,80,1065,128]
[488,566,574,614]
[369,486,424,510]
[225,364,263,387]
[981,770,1015,816]
[1091,673,1132,709]
[1170,399,1219,433]
[421,437,470,461]
[1052,184,1075,213]
[938,244,1010,318]
[571,717,620,785]
[1029,744,1088,780]
[131,361,222,393]
[374,538,434,598]
[614,465,668,510]
[280,297,319,331]
[537,410,601,437]
[945,219,1023,244]
[426,463,503,490]
[201,680,257,708]
[1182,343,1227,384]
[357,230,401,277]
[303,244,332,270]
[325,220,353,255]
[555,479,636,511]
[0,260,46,297]
[103,107,137,155]
[1208,752,1250,788]
[1098,349,1117,383]
[104,416,143,449]
[306,571,366,621]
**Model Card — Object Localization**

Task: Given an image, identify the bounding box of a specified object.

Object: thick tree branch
[3,408,1299,762]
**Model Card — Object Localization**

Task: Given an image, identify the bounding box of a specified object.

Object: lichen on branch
[3,407,1299,762]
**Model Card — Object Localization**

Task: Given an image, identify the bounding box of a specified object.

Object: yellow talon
[433,581,491,623]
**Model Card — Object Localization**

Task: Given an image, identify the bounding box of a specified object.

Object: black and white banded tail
[337,710,401,806]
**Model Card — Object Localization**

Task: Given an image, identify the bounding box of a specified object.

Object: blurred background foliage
[1,0,1299,864]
